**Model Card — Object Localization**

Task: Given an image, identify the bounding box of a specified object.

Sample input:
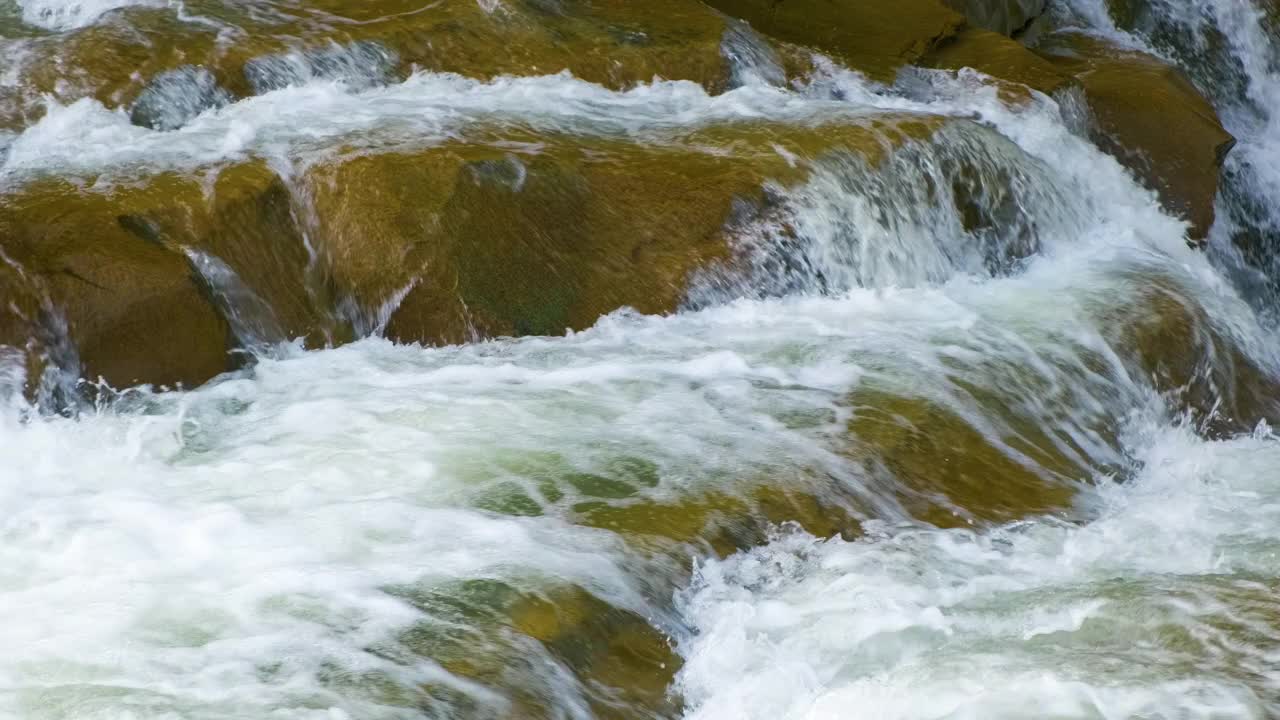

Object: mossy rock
[393,578,682,719]
[0,178,232,390]
[3,115,963,390]
[304,118,945,345]
[576,483,860,557]
[921,26,1073,102]
[0,160,346,395]
[1035,31,1235,241]
[701,0,965,82]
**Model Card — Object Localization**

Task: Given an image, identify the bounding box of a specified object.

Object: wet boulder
[0,178,232,390]
[1035,32,1235,241]
[2,113,1075,394]
[844,389,1089,528]
[302,118,945,344]
[700,0,966,82]
[1098,275,1280,438]
[290,0,737,91]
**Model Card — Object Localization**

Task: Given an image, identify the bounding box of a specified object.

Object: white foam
[4,215,1277,715]
[0,72,856,182]
[675,423,1280,720]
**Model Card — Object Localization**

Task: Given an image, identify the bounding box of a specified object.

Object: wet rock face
[1035,32,1236,242]
[700,0,965,81]
[941,0,1046,36]
[0,179,233,392]
[303,123,933,344]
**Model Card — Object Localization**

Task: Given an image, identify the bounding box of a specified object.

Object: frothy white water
[2,216,1276,716]
[0,71,874,182]
[4,18,1279,719]
[676,420,1280,720]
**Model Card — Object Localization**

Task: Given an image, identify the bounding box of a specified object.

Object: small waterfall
[184,248,288,353]
[0,249,82,415]
[720,20,787,89]
[243,41,399,94]
[1062,0,1280,317]
[687,121,1078,305]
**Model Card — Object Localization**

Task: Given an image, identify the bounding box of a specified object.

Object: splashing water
[2,5,1280,718]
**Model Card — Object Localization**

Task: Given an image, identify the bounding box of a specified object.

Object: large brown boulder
[3,112,1088,396]
[700,0,965,82]
[1,115,960,393]
[1035,32,1235,241]
[0,178,232,391]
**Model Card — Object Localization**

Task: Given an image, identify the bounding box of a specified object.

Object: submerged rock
[1035,32,1235,242]
[128,65,232,131]
[845,389,1088,528]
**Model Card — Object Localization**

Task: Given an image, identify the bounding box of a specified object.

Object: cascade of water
[1061,0,1280,317]
[1,2,1279,717]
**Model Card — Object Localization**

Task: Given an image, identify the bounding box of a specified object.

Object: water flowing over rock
[3,0,1280,718]
[700,0,966,81]
[129,65,232,131]
[0,0,740,134]
[1034,31,1235,241]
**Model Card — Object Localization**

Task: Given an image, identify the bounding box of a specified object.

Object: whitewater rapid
[3,1,1280,718]
[5,230,1278,718]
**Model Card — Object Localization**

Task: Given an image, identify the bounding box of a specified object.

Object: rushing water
[3,0,1280,718]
